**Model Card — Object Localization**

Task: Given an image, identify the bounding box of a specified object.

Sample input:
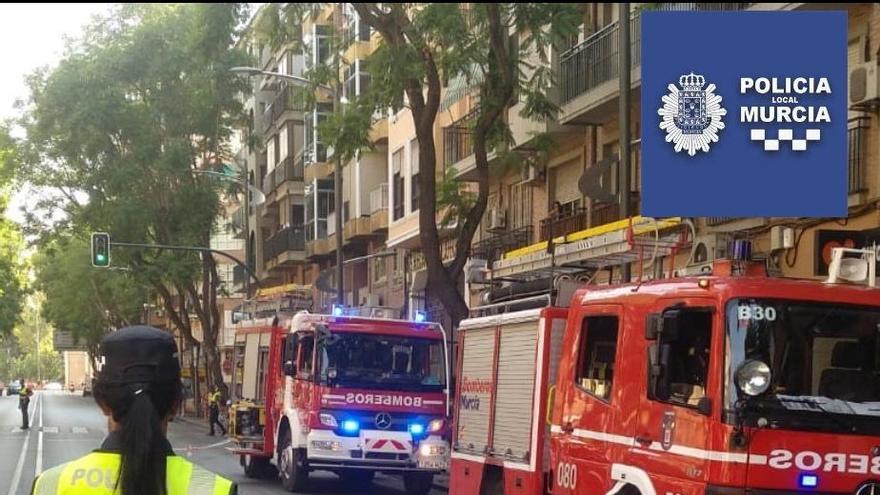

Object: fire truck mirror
[661,310,681,341]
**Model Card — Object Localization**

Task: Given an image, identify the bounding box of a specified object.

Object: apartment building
[388,3,880,310]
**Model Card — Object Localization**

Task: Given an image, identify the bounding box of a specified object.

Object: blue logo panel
[641,11,847,217]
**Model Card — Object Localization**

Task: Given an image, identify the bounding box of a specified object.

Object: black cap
[97,326,181,384]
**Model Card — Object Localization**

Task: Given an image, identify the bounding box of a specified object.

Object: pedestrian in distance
[30,326,237,495]
[19,378,33,430]
[207,387,226,436]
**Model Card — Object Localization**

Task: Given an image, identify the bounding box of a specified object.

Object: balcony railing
[560,4,750,105]
[370,183,389,214]
[849,116,870,194]
[591,195,640,228]
[706,217,734,227]
[262,226,305,263]
[262,155,305,195]
[540,208,588,242]
[443,110,477,168]
[472,226,533,266]
[271,86,307,123]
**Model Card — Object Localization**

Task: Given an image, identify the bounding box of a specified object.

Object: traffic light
[91,232,110,267]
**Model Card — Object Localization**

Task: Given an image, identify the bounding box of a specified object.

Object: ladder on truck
[491,216,690,281]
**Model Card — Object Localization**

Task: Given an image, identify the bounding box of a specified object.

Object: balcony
[540,208,588,242]
[262,226,306,270]
[591,195,641,228]
[849,117,870,196]
[270,86,306,123]
[443,110,477,177]
[370,183,389,233]
[559,3,751,124]
[343,216,373,242]
[262,155,305,197]
[472,226,534,267]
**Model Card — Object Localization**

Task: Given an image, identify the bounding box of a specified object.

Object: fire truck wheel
[403,473,433,495]
[243,455,271,479]
[279,431,308,491]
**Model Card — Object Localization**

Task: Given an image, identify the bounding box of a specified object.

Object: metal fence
[263,226,306,263]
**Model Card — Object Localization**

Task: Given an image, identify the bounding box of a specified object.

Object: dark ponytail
[94,379,183,495]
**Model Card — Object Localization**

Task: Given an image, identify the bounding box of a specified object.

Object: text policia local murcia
[740,77,832,124]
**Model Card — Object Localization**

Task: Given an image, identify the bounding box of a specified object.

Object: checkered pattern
[750,128,821,151]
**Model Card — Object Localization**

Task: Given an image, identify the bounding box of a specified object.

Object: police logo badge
[658,72,726,156]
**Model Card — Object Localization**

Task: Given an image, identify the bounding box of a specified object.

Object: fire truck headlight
[409,423,425,436]
[427,419,445,433]
[420,444,447,457]
[319,413,339,428]
[736,360,772,396]
[341,419,360,434]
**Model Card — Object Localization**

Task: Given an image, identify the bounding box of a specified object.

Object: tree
[261,4,580,326]
[0,126,27,337]
[6,293,63,383]
[34,236,149,360]
[17,4,251,397]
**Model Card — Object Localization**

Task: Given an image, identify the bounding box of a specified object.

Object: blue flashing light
[341,419,360,434]
[409,423,425,436]
[799,474,818,489]
[332,305,344,316]
[414,311,426,323]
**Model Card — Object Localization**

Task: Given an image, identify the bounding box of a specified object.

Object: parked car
[7,380,21,396]
[82,380,92,397]
[44,382,63,392]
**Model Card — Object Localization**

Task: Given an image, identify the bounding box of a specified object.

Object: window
[315,25,332,65]
[392,147,405,220]
[652,309,712,408]
[267,135,276,172]
[575,315,619,401]
[410,139,420,212]
[279,124,289,161]
[297,335,315,377]
[291,204,304,227]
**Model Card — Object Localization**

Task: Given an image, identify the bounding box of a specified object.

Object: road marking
[36,393,44,476]
[8,393,38,495]
[72,427,88,434]
[42,426,59,433]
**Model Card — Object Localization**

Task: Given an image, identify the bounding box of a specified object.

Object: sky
[0,3,112,224]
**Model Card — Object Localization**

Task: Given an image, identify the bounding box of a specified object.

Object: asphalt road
[0,392,446,495]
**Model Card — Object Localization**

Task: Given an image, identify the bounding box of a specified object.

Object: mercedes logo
[856,481,880,495]
[375,412,392,430]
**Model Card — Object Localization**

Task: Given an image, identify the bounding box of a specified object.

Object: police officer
[19,379,33,430]
[207,388,226,436]
[31,326,237,495]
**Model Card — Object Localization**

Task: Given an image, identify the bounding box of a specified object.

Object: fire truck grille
[365,452,410,461]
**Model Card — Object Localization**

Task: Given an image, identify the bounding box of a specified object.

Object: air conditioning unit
[487,208,507,232]
[466,259,489,284]
[849,61,879,106]
[520,164,541,184]
[691,233,733,265]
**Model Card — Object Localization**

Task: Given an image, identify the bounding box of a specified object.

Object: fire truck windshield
[726,299,880,434]
[317,333,446,392]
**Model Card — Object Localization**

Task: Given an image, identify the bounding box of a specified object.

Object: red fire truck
[229,307,451,494]
[451,247,880,495]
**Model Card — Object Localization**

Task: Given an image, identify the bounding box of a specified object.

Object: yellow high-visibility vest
[31,452,234,495]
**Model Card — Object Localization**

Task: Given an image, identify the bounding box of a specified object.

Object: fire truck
[228,303,451,494]
[451,244,880,495]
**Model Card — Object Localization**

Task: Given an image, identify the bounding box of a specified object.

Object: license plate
[418,460,447,470]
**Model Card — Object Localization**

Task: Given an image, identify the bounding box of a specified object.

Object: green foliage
[34,236,149,354]
[0,127,27,337]
[5,293,63,383]
[436,166,476,231]
[19,3,249,293]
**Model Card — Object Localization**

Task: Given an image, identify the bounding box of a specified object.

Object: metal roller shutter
[456,327,496,454]
[491,319,540,462]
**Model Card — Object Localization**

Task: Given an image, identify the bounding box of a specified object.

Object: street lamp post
[230,66,345,307]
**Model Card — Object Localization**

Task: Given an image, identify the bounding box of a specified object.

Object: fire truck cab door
[552,304,629,495]
[292,332,315,413]
[626,298,718,495]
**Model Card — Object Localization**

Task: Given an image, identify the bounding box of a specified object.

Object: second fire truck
[229,305,450,494]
